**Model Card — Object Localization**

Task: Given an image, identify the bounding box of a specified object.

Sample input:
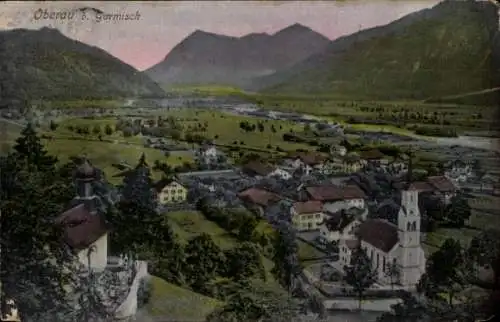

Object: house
[319,209,360,245]
[305,184,366,213]
[426,175,458,204]
[359,149,388,166]
[155,178,188,204]
[343,185,426,287]
[238,187,282,216]
[55,204,109,271]
[282,151,328,175]
[242,160,292,180]
[290,200,324,231]
[196,143,224,165]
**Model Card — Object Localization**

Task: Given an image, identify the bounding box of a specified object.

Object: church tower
[72,157,102,215]
[397,185,424,286]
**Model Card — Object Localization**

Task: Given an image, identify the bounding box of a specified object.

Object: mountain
[0,27,165,104]
[255,0,499,102]
[145,23,330,87]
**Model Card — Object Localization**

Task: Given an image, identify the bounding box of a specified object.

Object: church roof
[55,204,109,251]
[357,219,399,253]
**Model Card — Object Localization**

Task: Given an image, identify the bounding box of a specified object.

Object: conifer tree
[343,245,377,310]
[13,122,58,172]
[121,153,157,210]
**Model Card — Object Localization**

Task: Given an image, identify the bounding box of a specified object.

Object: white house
[345,186,426,287]
[290,201,325,231]
[306,184,366,213]
[282,151,328,175]
[196,144,224,165]
[242,161,292,180]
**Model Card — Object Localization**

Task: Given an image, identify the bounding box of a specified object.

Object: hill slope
[145,24,330,88]
[0,27,165,104]
[255,0,499,101]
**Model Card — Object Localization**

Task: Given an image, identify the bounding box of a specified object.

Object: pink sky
[1,1,442,70]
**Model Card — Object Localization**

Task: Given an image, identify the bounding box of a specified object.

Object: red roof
[360,149,385,160]
[55,204,108,251]
[306,184,366,201]
[238,188,281,207]
[287,151,327,166]
[357,219,399,253]
[242,161,276,176]
[407,181,434,192]
[427,176,456,192]
[293,201,323,214]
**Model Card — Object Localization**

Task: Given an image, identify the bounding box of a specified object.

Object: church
[339,167,427,288]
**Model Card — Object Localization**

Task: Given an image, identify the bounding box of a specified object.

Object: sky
[1,1,443,71]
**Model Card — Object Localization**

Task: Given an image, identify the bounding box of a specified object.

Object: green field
[165,108,311,151]
[423,195,500,255]
[145,276,221,320]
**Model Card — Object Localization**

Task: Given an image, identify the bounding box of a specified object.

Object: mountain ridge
[0,27,165,105]
[145,23,331,88]
[254,0,499,101]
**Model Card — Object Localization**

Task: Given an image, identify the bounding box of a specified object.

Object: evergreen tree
[121,153,157,210]
[13,122,58,172]
[0,146,76,321]
[343,245,377,310]
[271,224,300,292]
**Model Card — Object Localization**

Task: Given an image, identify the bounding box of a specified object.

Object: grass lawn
[166,210,238,249]
[423,196,500,256]
[145,276,221,320]
[165,109,311,152]
[297,240,326,261]
[42,137,189,184]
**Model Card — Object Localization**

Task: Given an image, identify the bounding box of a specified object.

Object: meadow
[145,275,222,320]
[422,195,500,255]
[164,108,312,152]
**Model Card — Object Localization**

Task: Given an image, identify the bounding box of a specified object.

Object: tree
[104,124,113,135]
[258,122,265,132]
[49,120,59,131]
[271,225,300,293]
[237,214,258,241]
[445,193,471,227]
[184,234,225,292]
[13,123,58,172]
[92,125,101,136]
[385,261,401,291]
[426,238,468,306]
[0,140,90,321]
[121,153,157,210]
[224,242,265,280]
[468,229,500,283]
[343,246,377,310]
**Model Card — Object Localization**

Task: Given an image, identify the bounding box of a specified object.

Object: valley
[1,0,500,322]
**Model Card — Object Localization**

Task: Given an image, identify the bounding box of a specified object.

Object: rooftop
[292,200,323,214]
[55,204,109,251]
[306,184,366,201]
[238,187,282,207]
[357,219,399,253]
